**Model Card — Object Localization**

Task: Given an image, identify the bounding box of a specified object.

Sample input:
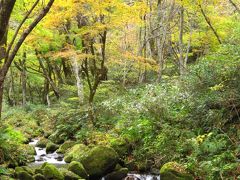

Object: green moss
[64,144,88,163]
[68,161,88,179]
[42,163,64,180]
[36,138,48,148]
[46,142,59,154]
[33,173,46,180]
[160,162,194,180]
[64,155,73,163]
[28,145,36,155]
[59,168,82,180]
[79,146,119,179]
[57,141,76,154]
[35,168,43,175]
[15,166,34,176]
[15,169,34,180]
[48,131,65,144]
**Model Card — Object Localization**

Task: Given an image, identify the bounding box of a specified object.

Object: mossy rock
[0,175,15,180]
[42,163,64,180]
[110,138,130,158]
[15,166,34,176]
[15,170,34,180]
[27,155,35,163]
[64,155,73,163]
[48,131,65,144]
[43,131,51,138]
[27,145,36,155]
[104,168,128,180]
[79,146,119,179]
[59,168,82,180]
[64,144,89,163]
[33,173,46,180]
[35,168,43,175]
[46,142,59,154]
[57,141,76,154]
[68,161,88,179]
[36,138,48,148]
[160,162,194,180]
[7,159,18,168]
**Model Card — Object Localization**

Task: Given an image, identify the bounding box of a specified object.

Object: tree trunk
[21,52,27,106]
[71,55,84,104]
[179,5,185,75]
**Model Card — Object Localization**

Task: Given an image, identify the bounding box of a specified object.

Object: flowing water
[29,139,66,166]
[29,139,160,180]
[124,174,160,180]
[101,173,160,180]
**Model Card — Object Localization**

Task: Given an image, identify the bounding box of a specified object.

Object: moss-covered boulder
[36,138,48,148]
[79,146,119,179]
[33,173,46,180]
[68,161,88,179]
[15,167,34,180]
[57,141,76,154]
[42,163,64,180]
[1,175,13,180]
[104,168,128,180]
[16,171,34,180]
[110,138,130,158]
[27,145,37,155]
[64,144,88,163]
[59,168,83,180]
[35,168,43,175]
[46,142,59,154]
[160,162,194,180]
[15,166,34,176]
[48,131,65,144]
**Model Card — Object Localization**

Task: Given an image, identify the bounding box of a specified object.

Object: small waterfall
[29,139,66,166]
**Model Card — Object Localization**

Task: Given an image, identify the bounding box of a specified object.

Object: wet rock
[46,142,59,154]
[55,156,64,161]
[68,161,88,179]
[104,168,128,180]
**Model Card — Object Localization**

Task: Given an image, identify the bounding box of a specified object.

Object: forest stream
[29,139,66,166]
[28,139,161,180]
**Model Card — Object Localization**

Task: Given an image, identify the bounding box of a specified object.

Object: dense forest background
[0,0,240,179]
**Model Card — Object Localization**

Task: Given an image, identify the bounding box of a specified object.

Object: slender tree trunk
[21,52,27,106]
[179,5,185,75]
[71,55,84,104]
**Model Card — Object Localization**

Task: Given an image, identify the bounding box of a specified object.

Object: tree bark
[179,5,185,75]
